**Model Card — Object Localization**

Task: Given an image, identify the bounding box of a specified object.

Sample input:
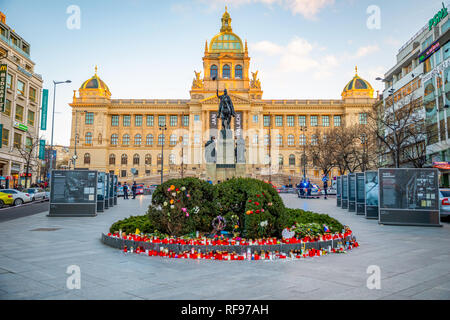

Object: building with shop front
[0,11,43,188]
[69,8,376,185]
[380,1,450,186]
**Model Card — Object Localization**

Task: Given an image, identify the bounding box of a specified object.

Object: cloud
[200,0,335,19]
[354,45,379,58]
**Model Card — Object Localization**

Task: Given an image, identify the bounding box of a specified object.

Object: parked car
[117,186,132,197]
[26,188,46,201]
[44,188,50,200]
[135,185,144,195]
[439,188,450,218]
[0,189,32,206]
[321,187,337,196]
[297,184,322,198]
[0,192,15,208]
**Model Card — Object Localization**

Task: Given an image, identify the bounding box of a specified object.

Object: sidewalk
[0,194,449,300]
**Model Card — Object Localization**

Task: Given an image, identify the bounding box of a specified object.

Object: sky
[1,0,447,145]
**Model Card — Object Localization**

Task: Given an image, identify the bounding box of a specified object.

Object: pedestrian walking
[131,181,137,199]
[123,182,129,200]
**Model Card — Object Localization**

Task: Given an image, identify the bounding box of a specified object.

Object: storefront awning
[433,162,450,170]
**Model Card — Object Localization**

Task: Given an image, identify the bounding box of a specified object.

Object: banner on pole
[41,89,48,130]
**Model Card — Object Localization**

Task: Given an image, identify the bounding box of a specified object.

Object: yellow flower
[235,225,239,229]
[170,199,174,204]
[170,185,175,191]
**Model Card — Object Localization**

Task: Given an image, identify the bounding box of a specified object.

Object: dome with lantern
[79,66,111,98]
[209,7,244,54]
[341,67,374,99]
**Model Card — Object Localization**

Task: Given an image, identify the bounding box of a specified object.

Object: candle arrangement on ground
[105,177,360,262]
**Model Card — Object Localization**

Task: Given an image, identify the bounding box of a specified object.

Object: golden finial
[95,65,98,75]
[225,5,228,12]
[205,40,208,54]
[245,39,248,54]
[355,65,358,75]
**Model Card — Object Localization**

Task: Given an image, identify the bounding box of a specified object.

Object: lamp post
[159,124,167,184]
[49,80,71,183]
[300,126,308,179]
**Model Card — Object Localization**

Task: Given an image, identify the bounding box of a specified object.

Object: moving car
[26,188,46,201]
[0,192,14,208]
[439,188,450,219]
[0,189,32,206]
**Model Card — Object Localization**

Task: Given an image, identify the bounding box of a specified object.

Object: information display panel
[342,175,348,209]
[104,173,110,209]
[348,173,356,212]
[49,170,98,217]
[379,168,441,226]
[365,171,379,219]
[356,173,365,215]
[97,172,106,212]
[336,176,342,207]
[109,173,114,207]
[113,175,118,205]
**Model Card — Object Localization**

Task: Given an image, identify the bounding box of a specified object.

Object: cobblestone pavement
[0,194,449,300]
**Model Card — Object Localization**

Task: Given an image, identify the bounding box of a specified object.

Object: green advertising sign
[41,89,48,130]
[39,140,46,160]
[429,2,448,30]
[0,64,7,112]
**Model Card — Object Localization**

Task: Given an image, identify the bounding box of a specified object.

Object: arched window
[169,154,176,165]
[134,134,141,146]
[276,134,283,146]
[111,134,118,145]
[299,134,306,146]
[146,134,153,146]
[158,134,165,146]
[84,153,90,164]
[122,134,130,145]
[289,154,296,166]
[157,153,162,165]
[85,132,92,145]
[133,154,140,165]
[109,154,116,165]
[287,135,295,146]
[278,155,284,165]
[210,65,218,79]
[145,154,152,165]
[223,64,231,78]
[121,154,128,165]
[235,65,243,79]
[170,134,177,146]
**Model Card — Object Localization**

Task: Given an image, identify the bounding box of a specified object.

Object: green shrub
[109,215,154,234]
[280,208,344,234]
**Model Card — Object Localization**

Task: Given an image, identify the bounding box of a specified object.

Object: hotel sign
[0,64,7,112]
[429,2,448,30]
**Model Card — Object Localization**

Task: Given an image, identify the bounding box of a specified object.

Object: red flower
[248,200,252,203]
[255,202,260,206]
[256,209,260,213]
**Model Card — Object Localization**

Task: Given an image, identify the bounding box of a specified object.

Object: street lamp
[49,80,71,182]
[300,126,308,179]
[159,124,167,184]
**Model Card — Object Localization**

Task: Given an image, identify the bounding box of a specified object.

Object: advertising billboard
[348,173,356,212]
[379,168,441,226]
[342,175,348,209]
[356,173,365,215]
[365,171,379,219]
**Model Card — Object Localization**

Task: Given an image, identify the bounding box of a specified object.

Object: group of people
[121,181,138,200]
[296,175,329,199]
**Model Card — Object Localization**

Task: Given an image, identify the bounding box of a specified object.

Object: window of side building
[322,115,330,127]
[6,74,12,89]
[334,115,341,127]
[111,115,119,126]
[135,115,143,126]
[27,110,35,126]
[13,132,22,148]
[123,115,131,127]
[310,116,318,127]
[3,99,11,116]
[275,116,283,127]
[17,79,25,96]
[287,115,294,127]
[2,128,9,147]
[29,87,37,103]
[146,115,154,126]
[15,105,24,122]
[85,112,94,125]
[298,116,306,127]
[170,115,177,127]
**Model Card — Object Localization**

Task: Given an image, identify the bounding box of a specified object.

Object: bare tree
[14,132,42,188]
[307,128,337,177]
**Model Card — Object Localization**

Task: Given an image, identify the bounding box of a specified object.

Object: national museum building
[69,8,376,185]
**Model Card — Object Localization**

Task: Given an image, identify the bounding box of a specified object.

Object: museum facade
[69,8,376,185]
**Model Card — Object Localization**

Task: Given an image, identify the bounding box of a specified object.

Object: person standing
[123,182,129,200]
[323,177,328,200]
[131,181,137,199]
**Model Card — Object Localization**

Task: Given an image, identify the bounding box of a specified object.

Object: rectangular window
[2,128,9,147]
[275,116,283,127]
[111,115,119,126]
[287,115,294,127]
[334,116,341,127]
[194,115,200,122]
[170,115,178,127]
[123,115,131,127]
[17,80,25,96]
[15,105,24,121]
[13,132,21,148]
[158,115,166,126]
[29,87,37,102]
[85,112,94,125]
[253,115,259,123]
[182,115,189,127]
[310,116,318,127]
[359,113,367,125]
[264,115,271,127]
[27,110,35,126]
[26,137,32,152]
[121,170,127,178]
[135,115,143,126]
[6,74,12,89]
[146,115,154,126]
[3,99,11,116]
[298,116,306,127]
[322,115,330,127]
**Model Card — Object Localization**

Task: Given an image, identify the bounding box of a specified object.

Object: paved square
[0,195,449,300]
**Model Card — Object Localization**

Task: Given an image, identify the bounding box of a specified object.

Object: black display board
[379,168,441,226]
[365,171,379,219]
[113,175,118,205]
[104,173,110,209]
[348,173,356,212]
[109,173,114,207]
[48,170,98,217]
[336,176,342,207]
[97,172,106,212]
[342,175,348,209]
[356,173,365,215]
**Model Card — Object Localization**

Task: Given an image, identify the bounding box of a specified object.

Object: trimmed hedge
[280,208,344,233]
[109,215,154,235]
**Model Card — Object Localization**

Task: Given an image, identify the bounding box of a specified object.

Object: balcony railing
[0,34,31,59]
